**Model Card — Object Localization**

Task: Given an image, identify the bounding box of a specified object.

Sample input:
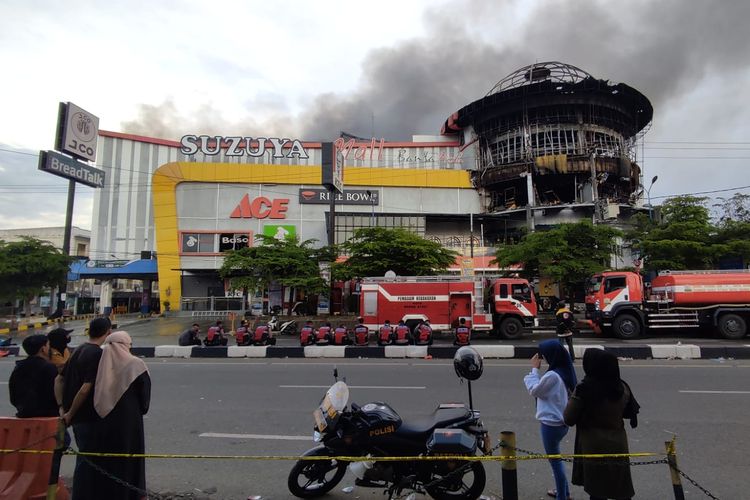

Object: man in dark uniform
[9,335,58,417]
[393,320,411,345]
[377,320,394,346]
[178,323,202,346]
[55,317,112,496]
[556,302,576,361]
[454,318,471,346]
[414,320,433,346]
[300,320,315,346]
[332,324,352,345]
[353,318,369,346]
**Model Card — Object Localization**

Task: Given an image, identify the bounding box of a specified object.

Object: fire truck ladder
[474,279,484,312]
[645,300,700,329]
[646,312,700,329]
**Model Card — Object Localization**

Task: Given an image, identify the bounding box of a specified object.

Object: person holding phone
[524,340,578,500]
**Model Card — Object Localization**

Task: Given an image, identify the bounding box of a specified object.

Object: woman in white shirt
[524,339,578,500]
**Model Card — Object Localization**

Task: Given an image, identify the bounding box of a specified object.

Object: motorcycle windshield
[313,381,349,433]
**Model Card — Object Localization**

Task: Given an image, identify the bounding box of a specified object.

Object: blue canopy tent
[68,258,158,281]
[68,259,159,314]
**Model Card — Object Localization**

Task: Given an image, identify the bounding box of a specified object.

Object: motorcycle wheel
[424,460,486,500]
[282,323,298,335]
[287,447,348,498]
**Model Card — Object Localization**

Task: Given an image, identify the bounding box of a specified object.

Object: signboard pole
[53,180,75,317]
[327,179,336,314]
[321,141,344,314]
[45,102,101,319]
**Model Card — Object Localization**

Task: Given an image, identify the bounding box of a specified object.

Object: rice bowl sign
[299,188,379,205]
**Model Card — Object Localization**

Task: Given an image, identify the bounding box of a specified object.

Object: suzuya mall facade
[87,62,653,313]
[90,131,487,312]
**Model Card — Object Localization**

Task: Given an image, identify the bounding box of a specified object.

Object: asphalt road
[1,357,748,499]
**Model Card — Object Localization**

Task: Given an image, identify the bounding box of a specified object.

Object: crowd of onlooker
[8,319,150,498]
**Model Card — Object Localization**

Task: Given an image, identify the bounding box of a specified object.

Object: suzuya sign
[230,195,289,219]
[180,135,309,159]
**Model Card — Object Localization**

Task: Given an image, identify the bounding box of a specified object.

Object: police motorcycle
[267,315,298,335]
[287,347,490,499]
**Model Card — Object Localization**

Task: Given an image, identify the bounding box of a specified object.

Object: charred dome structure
[442,61,653,233]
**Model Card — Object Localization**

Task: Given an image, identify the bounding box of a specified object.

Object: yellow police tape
[0,449,662,462]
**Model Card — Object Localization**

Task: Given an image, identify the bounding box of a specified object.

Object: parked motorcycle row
[287,347,490,500]
[299,320,435,347]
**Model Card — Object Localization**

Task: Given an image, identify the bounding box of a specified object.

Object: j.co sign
[230,195,289,219]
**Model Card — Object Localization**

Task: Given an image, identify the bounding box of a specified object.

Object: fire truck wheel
[499,317,523,340]
[613,314,641,339]
[718,313,747,340]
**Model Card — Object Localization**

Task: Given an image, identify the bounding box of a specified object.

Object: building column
[140,279,152,314]
[100,280,113,315]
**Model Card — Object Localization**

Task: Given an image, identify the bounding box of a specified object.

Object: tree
[624,195,737,272]
[333,227,458,280]
[624,195,750,272]
[0,237,73,317]
[714,192,750,223]
[219,235,328,314]
[494,221,621,304]
[639,196,714,271]
[712,193,750,268]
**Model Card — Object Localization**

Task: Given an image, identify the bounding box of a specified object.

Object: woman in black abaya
[93,331,151,500]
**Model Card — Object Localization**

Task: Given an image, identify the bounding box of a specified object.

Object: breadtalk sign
[230,194,289,219]
[38,150,105,188]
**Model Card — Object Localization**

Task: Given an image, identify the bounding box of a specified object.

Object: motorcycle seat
[395,407,471,438]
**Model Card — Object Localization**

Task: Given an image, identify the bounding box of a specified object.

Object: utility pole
[469,213,474,258]
[322,142,343,314]
[647,175,659,221]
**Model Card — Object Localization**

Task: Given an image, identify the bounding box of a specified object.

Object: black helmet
[453,346,483,380]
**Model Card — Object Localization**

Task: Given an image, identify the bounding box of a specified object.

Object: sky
[1,0,749,231]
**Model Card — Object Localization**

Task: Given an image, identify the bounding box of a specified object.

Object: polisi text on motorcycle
[369,425,396,437]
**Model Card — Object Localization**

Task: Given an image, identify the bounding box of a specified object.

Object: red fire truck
[359,275,538,339]
[585,270,750,339]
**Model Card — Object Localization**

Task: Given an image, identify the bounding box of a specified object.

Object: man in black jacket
[9,334,58,417]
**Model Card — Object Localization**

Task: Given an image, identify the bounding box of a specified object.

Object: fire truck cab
[586,270,750,339]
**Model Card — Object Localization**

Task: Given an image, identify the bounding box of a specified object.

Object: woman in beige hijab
[93,331,151,499]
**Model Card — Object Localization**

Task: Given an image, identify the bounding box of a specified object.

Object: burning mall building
[86,61,653,312]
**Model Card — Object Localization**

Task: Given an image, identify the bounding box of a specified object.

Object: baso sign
[180,135,309,159]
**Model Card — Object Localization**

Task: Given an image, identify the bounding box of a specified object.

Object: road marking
[200,432,311,441]
[272,362,409,366]
[679,390,750,394]
[280,385,425,389]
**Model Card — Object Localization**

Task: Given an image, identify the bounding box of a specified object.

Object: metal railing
[180,297,246,312]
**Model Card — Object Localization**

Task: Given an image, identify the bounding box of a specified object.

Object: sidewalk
[122,342,750,360]
[1,314,748,360]
[0,312,151,335]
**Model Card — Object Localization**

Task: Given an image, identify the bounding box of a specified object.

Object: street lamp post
[646,175,658,221]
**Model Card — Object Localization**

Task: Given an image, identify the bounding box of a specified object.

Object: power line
[651,185,750,200]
